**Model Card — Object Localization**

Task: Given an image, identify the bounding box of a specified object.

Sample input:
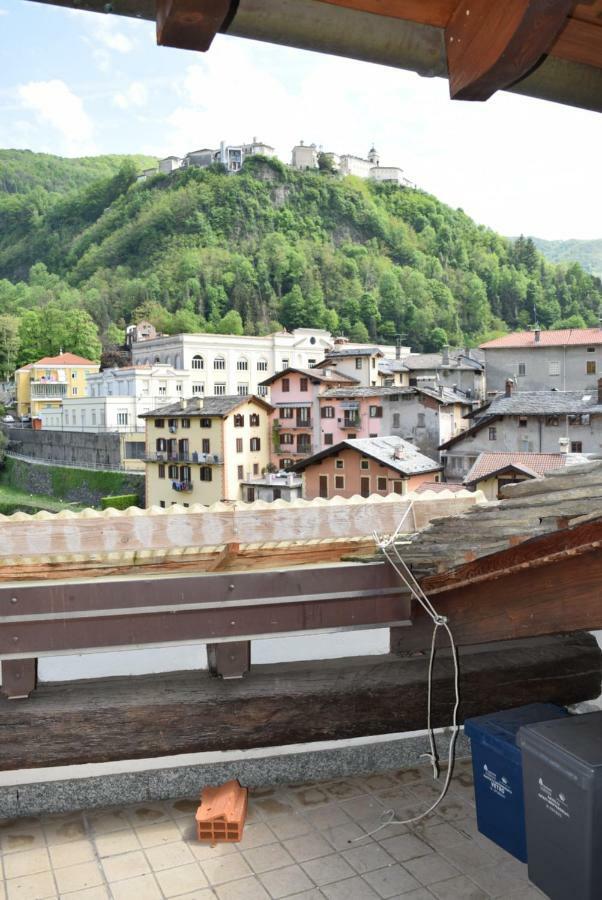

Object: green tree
[0,315,20,378]
[216,310,244,335]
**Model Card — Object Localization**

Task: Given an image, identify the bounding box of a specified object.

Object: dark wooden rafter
[392,517,602,654]
[156,0,237,52]
[445,0,576,100]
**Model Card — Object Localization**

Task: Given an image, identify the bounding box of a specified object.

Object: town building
[291,143,413,186]
[140,394,273,507]
[463,450,589,500]
[439,378,602,481]
[400,347,485,401]
[291,142,319,170]
[314,347,398,387]
[126,321,158,346]
[291,435,442,499]
[158,156,183,174]
[15,352,100,418]
[240,471,303,503]
[480,327,602,394]
[129,328,337,395]
[260,366,359,469]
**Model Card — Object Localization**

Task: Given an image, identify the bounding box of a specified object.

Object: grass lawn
[0,483,86,515]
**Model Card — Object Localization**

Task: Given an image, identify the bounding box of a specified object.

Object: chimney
[394,444,405,460]
[505,378,514,398]
[442,345,450,366]
[598,377,602,405]
[534,328,541,344]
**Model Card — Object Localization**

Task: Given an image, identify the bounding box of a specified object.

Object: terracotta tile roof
[31,353,98,366]
[480,328,602,349]
[463,451,589,485]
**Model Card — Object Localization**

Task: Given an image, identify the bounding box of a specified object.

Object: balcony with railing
[277,417,312,431]
[146,451,223,464]
[171,480,193,493]
[340,416,361,430]
[30,382,68,400]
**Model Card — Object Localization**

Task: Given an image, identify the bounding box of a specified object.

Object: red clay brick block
[195,779,248,844]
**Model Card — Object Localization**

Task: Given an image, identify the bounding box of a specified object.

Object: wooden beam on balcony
[156,0,235,52]
[1,633,597,769]
[445,0,575,101]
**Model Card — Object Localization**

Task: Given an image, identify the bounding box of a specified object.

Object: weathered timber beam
[392,541,602,654]
[0,633,597,770]
[0,563,410,659]
[445,0,575,100]
[156,0,235,51]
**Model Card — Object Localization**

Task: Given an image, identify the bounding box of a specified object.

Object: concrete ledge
[0,729,469,820]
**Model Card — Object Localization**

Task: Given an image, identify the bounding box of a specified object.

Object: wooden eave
[27,0,602,112]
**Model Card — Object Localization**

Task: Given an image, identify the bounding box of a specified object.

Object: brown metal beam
[156,0,235,51]
[445,0,575,100]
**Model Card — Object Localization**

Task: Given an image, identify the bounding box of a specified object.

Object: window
[200,417,212,428]
[571,441,583,453]
[300,377,308,392]
[214,356,226,370]
[518,416,528,428]
[253,463,259,475]
[324,433,333,445]
[369,406,383,418]
[392,413,400,428]
[417,412,426,427]
[234,414,245,427]
[236,438,243,453]
[160,500,166,508]
[237,384,249,396]
[176,383,183,393]
[72,388,78,396]
[192,355,204,370]
[168,464,179,479]
[181,418,190,429]
[250,414,260,427]
[335,459,344,470]
[237,358,248,371]
[355,358,363,369]
[117,412,128,426]
[237,465,244,480]
[158,464,165,479]
[569,413,591,426]
[281,458,293,469]
[282,378,290,392]
[258,385,268,397]
[488,427,497,441]
[272,488,282,500]
[257,359,268,371]
[377,476,387,491]
[360,459,369,470]
[587,361,597,375]
[518,362,526,376]
[202,438,210,454]
[200,466,213,481]
[321,406,335,419]
[587,346,596,353]
[280,433,294,445]
[250,437,261,451]
[335,475,345,490]
[280,407,293,419]
[192,383,204,395]
[549,360,561,376]
[546,415,559,426]
[214,383,226,395]
[180,465,191,483]
[281,359,289,369]
[393,480,403,494]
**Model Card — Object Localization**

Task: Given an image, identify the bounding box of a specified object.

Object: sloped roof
[480,328,602,349]
[291,435,441,477]
[402,351,484,371]
[259,367,358,387]
[21,353,98,369]
[488,390,602,415]
[463,451,588,486]
[139,395,273,418]
[321,347,383,359]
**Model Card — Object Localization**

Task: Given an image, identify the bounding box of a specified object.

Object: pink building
[292,436,442,499]
[318,387,386,447]
[260,367,358,470]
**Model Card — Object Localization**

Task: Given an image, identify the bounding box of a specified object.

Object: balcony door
[319,475,328,499]
[360,477,370,498]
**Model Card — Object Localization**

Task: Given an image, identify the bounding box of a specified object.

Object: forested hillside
[0,150,156,195]
[0,150,601,378]
[531,237,602,279]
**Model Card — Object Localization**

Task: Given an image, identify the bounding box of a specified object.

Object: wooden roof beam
[445,0,576,101]
[156,0,236,51]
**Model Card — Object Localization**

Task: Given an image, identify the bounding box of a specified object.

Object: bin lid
[518,711,602,772]
[464,703,568,749]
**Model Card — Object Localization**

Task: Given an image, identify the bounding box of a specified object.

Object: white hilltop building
[291,142,414,187]
[139,139,277,181]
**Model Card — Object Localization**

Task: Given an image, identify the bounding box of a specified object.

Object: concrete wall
[485,345,602,393]
[4,426,122,468]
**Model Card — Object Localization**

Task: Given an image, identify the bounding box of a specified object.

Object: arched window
[154,356,161,364]
[192,355,204,370]
[214,356,226,370]
[257,358,268,372]
[237,357,248,371]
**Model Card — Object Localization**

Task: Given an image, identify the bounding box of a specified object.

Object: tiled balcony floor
[0,758,546,900]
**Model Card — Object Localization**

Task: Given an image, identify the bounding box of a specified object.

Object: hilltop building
[291,143,413,186]
[15,352,100,419]
[148,139,276,180]
[140,395,273,507]
[291,435,441,499]
[481,327,602,394]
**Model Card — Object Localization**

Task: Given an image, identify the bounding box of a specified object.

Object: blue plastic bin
[464,703,569,862]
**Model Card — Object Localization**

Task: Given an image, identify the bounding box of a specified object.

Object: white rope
[351,503,461,841]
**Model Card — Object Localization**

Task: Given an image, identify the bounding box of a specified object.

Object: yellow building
[15,353,100,418]
[141,395,273,508]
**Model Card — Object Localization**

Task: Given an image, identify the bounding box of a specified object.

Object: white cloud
[17,79,96,156]
[114,80,148,109]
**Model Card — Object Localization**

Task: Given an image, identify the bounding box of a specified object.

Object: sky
[1,0,601,240]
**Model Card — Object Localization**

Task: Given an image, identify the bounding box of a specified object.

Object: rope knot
[434,614,447,626]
